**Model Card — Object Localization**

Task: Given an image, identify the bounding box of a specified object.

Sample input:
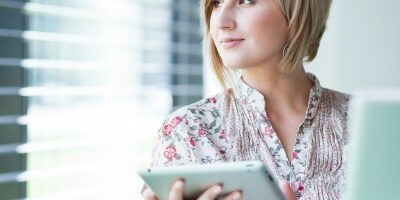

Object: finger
[279,181,297,200]
[142,188,158,200]
[223,191,242,200]
[197,184,223,200]
[169,180,185,200]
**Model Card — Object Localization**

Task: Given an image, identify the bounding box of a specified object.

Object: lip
[220,38,244,48]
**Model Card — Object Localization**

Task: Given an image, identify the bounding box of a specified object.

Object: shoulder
[160,90,231,135]
[170,91,226,118]
[321,87,351,101]
[317,88,351,140]
[316,88,351,133]
[320,88,351,113]
[151,91,232,166]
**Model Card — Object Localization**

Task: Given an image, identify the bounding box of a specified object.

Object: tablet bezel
[138,161,286,200]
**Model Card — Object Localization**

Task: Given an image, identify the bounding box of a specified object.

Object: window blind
[0,0,203,199]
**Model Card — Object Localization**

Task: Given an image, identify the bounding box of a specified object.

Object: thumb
[141,185,158,200]
[142,188,158,200]
[279,181,297,200]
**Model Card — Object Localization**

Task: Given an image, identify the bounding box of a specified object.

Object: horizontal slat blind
[0,0,27,198]
[0,0,203,199]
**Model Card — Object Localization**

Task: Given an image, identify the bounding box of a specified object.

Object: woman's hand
[279,181,297,200]
[142,179,242,200]
[142,185,158,200]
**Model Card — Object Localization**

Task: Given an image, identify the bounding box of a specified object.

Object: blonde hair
[200,0,332,88]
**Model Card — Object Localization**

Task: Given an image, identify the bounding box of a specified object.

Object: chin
[222,59,252,70]
[225,65,248,71]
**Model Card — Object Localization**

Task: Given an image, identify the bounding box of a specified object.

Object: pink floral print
[150,73,350,199]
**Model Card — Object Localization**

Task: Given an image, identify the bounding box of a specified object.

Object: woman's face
[210,0,288,70]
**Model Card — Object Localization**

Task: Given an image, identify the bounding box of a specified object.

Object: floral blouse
[149,73,350,200]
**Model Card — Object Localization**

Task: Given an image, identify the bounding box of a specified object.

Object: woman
[143,0,349,199]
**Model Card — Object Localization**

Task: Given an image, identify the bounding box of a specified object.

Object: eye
[212,0,222,8]
[239,0,254,5]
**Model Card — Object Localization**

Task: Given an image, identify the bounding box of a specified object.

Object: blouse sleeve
[149,114,193,167]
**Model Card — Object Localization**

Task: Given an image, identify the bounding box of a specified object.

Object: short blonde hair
[200,0,332,88]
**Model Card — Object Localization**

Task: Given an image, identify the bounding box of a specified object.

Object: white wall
[306,0,400,93]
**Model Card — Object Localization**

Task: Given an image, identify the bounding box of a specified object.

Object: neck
[241,64,313,113]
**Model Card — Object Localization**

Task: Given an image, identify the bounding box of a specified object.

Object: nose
[213,5,236,30]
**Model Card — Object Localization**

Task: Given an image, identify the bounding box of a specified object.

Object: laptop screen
[344,89,400,200]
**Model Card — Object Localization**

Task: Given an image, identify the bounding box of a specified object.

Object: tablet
[137,161,286,200]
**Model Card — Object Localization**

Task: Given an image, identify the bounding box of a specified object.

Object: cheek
[244,9,288,46]
[209,15,219,44]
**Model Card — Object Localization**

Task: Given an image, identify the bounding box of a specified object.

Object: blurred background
[0,0,399,199]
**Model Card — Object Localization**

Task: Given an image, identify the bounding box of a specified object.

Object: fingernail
[213,185,222,194]
[232,191,242,200]
[174,180,184,190]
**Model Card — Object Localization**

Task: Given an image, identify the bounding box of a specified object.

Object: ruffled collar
[233,73,323,123]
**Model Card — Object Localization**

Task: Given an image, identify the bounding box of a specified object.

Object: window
[0,0,203,199]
